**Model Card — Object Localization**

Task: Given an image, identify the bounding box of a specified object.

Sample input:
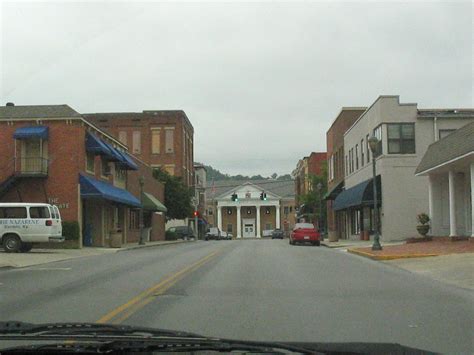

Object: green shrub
[417,213,430,225]
[165,230,178,241]
[62,221,80,241]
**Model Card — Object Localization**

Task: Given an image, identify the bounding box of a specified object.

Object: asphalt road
[1,239,473,353]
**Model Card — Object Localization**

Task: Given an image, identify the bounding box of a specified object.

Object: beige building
[206,179,296,237]
[335,95,474,241]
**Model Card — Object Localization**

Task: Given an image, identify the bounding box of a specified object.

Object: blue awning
[85,133,113,156]
[14,126,49,140]
[333,176,381,211]
[79,174,141,207]
[115,150,138,170]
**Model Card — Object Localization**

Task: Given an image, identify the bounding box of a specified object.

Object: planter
[109,231,123,248]
[416,225,430,237]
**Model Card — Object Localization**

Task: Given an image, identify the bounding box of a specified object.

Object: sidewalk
[347,238,473,260]
[321,239,404,249]
[0,240,195,269]
[383,253,474,291]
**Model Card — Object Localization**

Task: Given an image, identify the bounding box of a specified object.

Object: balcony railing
[14,157,49,176]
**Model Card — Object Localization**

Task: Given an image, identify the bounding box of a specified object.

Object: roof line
[415,151,474,176]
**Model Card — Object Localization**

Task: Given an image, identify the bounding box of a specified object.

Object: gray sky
[1,1,472,176]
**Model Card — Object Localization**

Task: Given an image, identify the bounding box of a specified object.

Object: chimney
[6,102,14,106]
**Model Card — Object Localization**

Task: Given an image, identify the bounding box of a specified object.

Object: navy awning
[116,150,138,170]
[103,142,126,163]
[324,180,344,201]
[333,176,381,211]
[79,174,141,207]
[85,133,113,156]
[14,126,49,140]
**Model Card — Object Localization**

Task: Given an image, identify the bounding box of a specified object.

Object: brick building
[0,104,167,248]
[84,110,194,187]
[293,152,327,206]
[325,107,366,241]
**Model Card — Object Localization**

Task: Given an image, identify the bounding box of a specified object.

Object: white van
[0,203,64,253]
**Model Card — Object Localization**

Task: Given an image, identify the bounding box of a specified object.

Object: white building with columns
[416,122,473,237]
[205,180,296,238]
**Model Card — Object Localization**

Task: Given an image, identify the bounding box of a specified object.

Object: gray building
[333,95,474,241]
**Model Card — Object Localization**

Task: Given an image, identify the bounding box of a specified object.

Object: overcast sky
[1,1,472,176]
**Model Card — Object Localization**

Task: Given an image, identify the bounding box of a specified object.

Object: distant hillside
[198,163,291,182]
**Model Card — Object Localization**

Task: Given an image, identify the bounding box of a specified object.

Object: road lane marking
[96,250,220,324]
[13,267,72,271]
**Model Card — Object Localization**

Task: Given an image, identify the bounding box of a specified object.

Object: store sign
[48,197,70,209]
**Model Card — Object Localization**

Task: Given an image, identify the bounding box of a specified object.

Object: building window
[151,129,160,154]
[284,206,289,215]
[360,139,364,167]
[164,165,175,176]
[165,129,174,153]
[345,155,348,176]
[350,148,354,173]
[129,210,140,229]
[351,209,360,235]
[373,125,383,156]
[86,152,95,173]
[355,144,359,170]
[227,224,233,233]
[265,223,272,230]
[439,129,456,140]
[132,131,141,154]
[289,206,293,212]
[387,123,415,154]
[101,156,110,177]
[208,208,213,215]
[118,131,127,145]
[366,134,370,163]
[115,166,126,184]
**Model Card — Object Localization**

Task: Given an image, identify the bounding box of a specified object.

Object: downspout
[433,116,438,141]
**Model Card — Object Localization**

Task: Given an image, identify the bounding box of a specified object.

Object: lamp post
[316,182,323,238]
[139,176,145,245]
[368,136,382,251]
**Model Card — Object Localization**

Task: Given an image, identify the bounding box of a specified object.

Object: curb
[116,239,196,252]
[347,248,439,260]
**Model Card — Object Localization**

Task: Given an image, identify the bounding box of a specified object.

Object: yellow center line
[96,250,220,324]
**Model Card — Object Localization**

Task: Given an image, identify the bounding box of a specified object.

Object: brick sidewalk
[348,239,473,260]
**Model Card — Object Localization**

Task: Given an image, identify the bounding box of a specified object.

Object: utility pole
[139,176,145,245]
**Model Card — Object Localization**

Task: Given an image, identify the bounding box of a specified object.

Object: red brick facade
[84,111,194,187]
[326,108,366,241]
[0,111,165,247]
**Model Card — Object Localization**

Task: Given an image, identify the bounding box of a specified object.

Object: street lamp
[368,136,382,251]
[139,176,145,245]
[316,182,323,238]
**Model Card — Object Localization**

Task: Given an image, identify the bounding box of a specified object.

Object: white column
[217,206,222,233]
[236,206,242,238]
[256,206,261,238]
[471,162,474,237]
[275,204,280,229]
[428,175,434,233]
[448,170,457,237]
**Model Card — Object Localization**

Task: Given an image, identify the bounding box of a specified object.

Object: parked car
[289,223,320,246]
[167,226,194,240]
[0,203,64,253]
[262,229,274,238]
[205,227,221,240]
[271,228,284,239]
[220,232,233,240]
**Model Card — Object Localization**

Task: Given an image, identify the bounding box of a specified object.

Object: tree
[153,168,194,221]
[271,173,278,179]
[277,174,292,181]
